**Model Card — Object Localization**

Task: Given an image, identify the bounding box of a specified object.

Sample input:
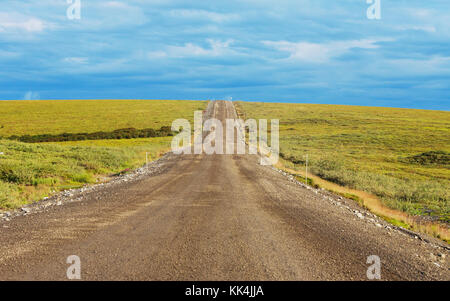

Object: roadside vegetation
[0,136,173,209]
[0,99,206,136]
[8,126,173,143]
[0,99,206,209]
[236,101,449,241]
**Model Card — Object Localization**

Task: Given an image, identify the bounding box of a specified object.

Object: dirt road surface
[0,101,448,280]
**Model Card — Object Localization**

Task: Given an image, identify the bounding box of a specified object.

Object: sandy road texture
[0,101,448,280]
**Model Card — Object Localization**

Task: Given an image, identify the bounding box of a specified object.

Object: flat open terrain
[0,101,448,281]
[236,102,450,229]
[0,99,206,136]
[0,99,207,209]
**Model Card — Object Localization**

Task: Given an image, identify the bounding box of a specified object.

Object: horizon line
[0,98,448,112]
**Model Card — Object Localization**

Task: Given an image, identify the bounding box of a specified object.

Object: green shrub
[6,126,174,143]
[0,161,34,184]
[70,173,93,183]
[401,151,450,166]
[0,139,142,208]
[308,156,449,221]
[0,181,19,209]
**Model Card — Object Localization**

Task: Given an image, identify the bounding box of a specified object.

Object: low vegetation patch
[236,101,450,227]
[7,126,174,143]
[0,99,207,209]
[0,99,206,136]
[0,137,172,209]
[401,150,450,166]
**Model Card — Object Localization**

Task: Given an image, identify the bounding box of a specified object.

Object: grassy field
[0,99,206,136]
[236,102,450,230]
[0,138,170,209]
[0,99,206,209]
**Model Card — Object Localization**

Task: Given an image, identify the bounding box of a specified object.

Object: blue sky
[0,0,449,110]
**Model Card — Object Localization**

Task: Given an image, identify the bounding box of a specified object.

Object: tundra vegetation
[0,99,206,209]
[0,99,206,136]
[236,101,449,241]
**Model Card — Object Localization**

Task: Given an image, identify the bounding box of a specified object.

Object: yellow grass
[0,99,207,136]
[0,99,208,209]
[275,158,449,243]
[236,101,449,243]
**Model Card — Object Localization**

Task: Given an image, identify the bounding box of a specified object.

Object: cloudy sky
[0,0,449,109]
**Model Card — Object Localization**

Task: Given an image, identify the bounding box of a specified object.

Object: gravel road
[0,101,448,280]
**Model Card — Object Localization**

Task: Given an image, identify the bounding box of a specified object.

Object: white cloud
[101,1,130,8]
[85,1,148,28]
[406,8,434,19]
[396,25,436,33]
[169,9,239,23]
[0,50,20,58]
[386,56,450,75]
[400,7,450,36]
[63,57,88,64]
[23,91,40,100]
[149,39,235,58]
[262,39,393,63]
[0,13,45,33]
